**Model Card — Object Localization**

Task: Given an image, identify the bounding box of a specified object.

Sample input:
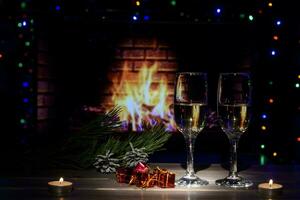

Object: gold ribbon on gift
[129,174,137,185]
[139,173,157,188]
[154,167,175,188]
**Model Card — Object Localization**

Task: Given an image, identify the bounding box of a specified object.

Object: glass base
[215,175,253,188]
[175,175,209,187]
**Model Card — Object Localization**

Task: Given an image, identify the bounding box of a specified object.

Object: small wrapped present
[129,162,150,186]
[133,162,149,174]
[154,167,175,188]
[116,167,133,183]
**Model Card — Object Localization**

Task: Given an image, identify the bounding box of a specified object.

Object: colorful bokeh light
[273,35,279,40]
[276,20,281,26]
[170,0,176,6]
[248,15,254,21]
[55,5,61,11]
[260,154,266,166]
[23,98,29,103]
[22,81,29,88]
[261,126,267,131]
[20,2,27,9]
[20,118,26,124]
[132,15,138,21]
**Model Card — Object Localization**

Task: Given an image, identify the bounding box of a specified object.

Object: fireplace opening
[103,38,178,132]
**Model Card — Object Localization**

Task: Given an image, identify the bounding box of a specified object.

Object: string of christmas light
[256,1,287,164]
[295,60,300,144]
[16,0,36,131]
[74,1,275,25]
[258,1,273,164]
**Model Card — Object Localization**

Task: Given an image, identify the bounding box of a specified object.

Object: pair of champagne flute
[174,72,252,188]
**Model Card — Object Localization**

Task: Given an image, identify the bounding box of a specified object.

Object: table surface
[0,163,299,200]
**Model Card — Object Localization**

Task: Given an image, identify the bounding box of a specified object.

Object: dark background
[1,0,300,171]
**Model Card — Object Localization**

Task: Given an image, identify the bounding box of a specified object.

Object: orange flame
[110,62,175,131]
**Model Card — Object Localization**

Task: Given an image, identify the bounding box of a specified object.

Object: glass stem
[229,139,239,178]
[185,135,196,177]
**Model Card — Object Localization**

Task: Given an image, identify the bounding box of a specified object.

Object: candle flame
[269,179,273,187]
[59,177,64,183]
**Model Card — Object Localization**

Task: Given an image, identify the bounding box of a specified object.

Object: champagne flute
[174,72,209,187]
[215,72,253,188]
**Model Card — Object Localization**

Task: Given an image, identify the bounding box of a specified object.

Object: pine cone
[94,150,120,173]
[122,143,149,168]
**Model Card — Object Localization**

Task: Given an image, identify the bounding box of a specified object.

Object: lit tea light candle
[258,179,283,199]
[48,177,73,197]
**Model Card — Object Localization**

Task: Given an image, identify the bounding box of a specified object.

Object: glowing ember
[109,62,175,131]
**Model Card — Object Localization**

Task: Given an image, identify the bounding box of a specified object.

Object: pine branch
[51,106,171,170]
[52,106,123,169]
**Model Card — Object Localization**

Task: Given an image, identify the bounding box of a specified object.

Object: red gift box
[116,168,133,184]
[154,167,175,188]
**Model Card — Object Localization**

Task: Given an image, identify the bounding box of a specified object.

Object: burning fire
[110,62,175,131]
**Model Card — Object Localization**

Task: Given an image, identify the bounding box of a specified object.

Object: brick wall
[102,37,178,111]
[36,38,56,133]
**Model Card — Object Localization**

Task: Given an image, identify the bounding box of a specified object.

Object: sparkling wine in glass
[174,72,209,187]
[215,72,253,188]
